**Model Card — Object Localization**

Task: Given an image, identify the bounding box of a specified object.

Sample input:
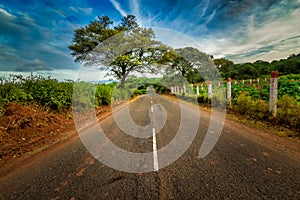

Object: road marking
[153,128,159,171]
[151,106,154,112]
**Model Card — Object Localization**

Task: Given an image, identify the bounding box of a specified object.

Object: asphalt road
[0,94,300,199]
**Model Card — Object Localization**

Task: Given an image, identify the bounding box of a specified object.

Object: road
[0,93,300,199]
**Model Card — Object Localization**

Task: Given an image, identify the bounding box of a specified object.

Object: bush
[235,93,253,115]
[277,95,300,131]
[131,89,142,98]
[95,84,113,106]
[252,99,269,120]
[112,87,131,102]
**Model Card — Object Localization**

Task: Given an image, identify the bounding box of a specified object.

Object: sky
[0,0,299,80]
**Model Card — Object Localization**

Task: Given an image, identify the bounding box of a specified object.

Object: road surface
[0,94,300,199]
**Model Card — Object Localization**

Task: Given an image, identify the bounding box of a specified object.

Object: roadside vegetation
[0,74,150,115]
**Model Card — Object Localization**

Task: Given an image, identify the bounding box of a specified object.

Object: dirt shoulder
[0,102,112,176]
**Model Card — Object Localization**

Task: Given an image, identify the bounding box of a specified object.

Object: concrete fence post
[183,85,186,94]
[269,71,279,117]
[250,79,252,84]
[208,81,213,97]
[227,78,231,103]
[196,84,199,95]
[243,79,245,84]
[257,78,259,84]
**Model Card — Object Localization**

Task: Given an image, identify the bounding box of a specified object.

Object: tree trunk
[118,74,127,89]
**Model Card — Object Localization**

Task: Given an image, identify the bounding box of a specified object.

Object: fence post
[183,85,186,94]
[269,71,278,117]
[242,79,245,84]
[227,78,231,103]
[250,79,252,84]
[196,84,199,95]
[208,81,212,97]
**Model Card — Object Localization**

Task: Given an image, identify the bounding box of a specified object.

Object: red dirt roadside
[0,103,111,169]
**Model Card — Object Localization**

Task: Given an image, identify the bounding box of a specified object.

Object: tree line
[68,14,299,87]
[214,54,300,80]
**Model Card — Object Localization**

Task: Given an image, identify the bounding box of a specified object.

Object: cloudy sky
[0,0,299,79]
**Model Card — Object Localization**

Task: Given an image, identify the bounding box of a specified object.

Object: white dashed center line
[150,98,158,171]
[153,127,158,171]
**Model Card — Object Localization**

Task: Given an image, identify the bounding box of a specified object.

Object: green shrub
[252,99,269,120]
[95,84,113,107]
[139,89,147,94]
[131,89,142,98]
[235,93,253,115]
[112,87,131,102]
[277,95,300,131]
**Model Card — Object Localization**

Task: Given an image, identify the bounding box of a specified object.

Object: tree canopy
[158,47,216,85]
[214,53,300,80]
[68,15,167,88]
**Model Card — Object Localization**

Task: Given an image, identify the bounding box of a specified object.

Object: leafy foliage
[0,75,145,113]
[0,75,73,112]
[215,53,300,80]
[69,15,166,88]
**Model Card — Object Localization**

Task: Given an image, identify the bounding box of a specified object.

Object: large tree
[68,15,166,88]
[160,47,215,84]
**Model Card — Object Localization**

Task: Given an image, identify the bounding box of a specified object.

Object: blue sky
[0,0,299,79]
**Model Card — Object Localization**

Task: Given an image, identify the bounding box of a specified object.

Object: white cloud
[0,7,15,18]
[152,27,206,52]
[0,68,111,82]
[110,0,127,16]
[202,8,216,27]
[78,7,93,15]
[194,6,300,63]
[69,6,78,12]
[199,0,210,19]
[130,0,142,25]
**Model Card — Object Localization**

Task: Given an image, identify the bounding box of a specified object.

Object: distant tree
[253,60,270,75]
[237,63,258,79]
[214,58,234,72]
[159,47,214,84]
[69,15,166,88]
